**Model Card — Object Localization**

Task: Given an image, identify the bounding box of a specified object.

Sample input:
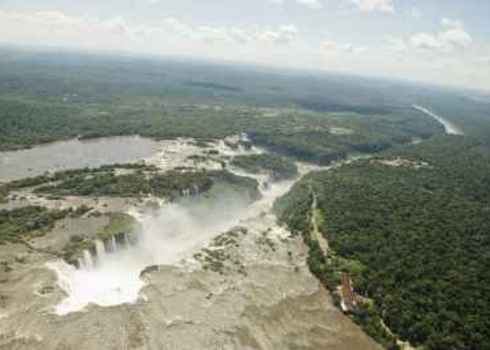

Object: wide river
[0,136,159,182]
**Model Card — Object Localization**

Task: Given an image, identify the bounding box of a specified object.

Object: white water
[82,250,94,270]
[47,174,296,315]
[95,240,106,262]
[413,105,464,135]
[110,236,117,252]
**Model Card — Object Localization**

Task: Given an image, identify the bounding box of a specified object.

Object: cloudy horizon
[1,0,489,91]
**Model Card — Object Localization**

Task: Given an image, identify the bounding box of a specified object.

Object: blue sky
[1,0,489,90]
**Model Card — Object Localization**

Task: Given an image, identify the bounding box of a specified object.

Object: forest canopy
[275,135,490,350]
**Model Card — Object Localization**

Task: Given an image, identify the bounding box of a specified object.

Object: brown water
[0,136,159,182]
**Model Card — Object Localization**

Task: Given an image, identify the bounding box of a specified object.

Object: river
[412,104,464,136]
[0,136,159,182]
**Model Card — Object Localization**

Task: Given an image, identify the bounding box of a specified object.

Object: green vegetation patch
[96,213,139,240]
[194,227,248,275]
[1,161,260,203]
[149,170,213,198]
[0,163,156,199]
[0,186,8,203]
[0,206,74,244]
[61,235,97,266]
[24,167,213,200]
[231,154,298,181]
[60,212,139,265]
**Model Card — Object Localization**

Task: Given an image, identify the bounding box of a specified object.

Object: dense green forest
[275,135,490,350]
[0,48,453,165]
[34,169,214,199]
[0,95,443,163]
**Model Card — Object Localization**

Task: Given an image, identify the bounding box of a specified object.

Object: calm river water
[0,136,159,182]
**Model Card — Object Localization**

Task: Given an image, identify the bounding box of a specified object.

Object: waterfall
[128,233,138,246]
[76,233,137,270]
[110,236,117,252]
[95,240,106,262]
[83,250,94,270]
[77,257,85,270]
[123,233,130,248]
[192,184,199,196]
[181,185,199,197]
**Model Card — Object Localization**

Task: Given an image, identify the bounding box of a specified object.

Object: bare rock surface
[0,218,381,350]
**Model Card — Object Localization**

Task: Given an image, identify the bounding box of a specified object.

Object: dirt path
[310,187,329,255]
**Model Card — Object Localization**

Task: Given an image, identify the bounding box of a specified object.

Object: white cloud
[321,40,338,52]
[104,17,130,36]
[0,9,85,28]
[351,0,395,13]
[388,18,472,55]
[321,40,366,55]
[258,25,299,44]
[410,18,472,52]
[0,9,301,49]
[0,8,487,91]
[386,36,408,52]
[441,18,464,29]
[438,18,471,48]
[409,32,443,50]
[196,26,232,43]
[160,17,299,45]
[162,18,299,45]
[32,11,81,25]
[438,27,472,48]
[228,28,253,44]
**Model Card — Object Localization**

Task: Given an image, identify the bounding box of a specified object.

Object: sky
[1,0,489,91]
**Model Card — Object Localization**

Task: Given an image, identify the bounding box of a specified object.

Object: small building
[340,272,357,313]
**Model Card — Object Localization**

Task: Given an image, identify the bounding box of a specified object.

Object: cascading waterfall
[95,240,106,261]
[77,257,85,270]
[47,146,301,316]
[192,184,199,196]
[122,233,130,248]
[110,236,117,252]
[77,233,135,270]
[82,250,94,270]
[181,185,200,198]
[47,188,270,315]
